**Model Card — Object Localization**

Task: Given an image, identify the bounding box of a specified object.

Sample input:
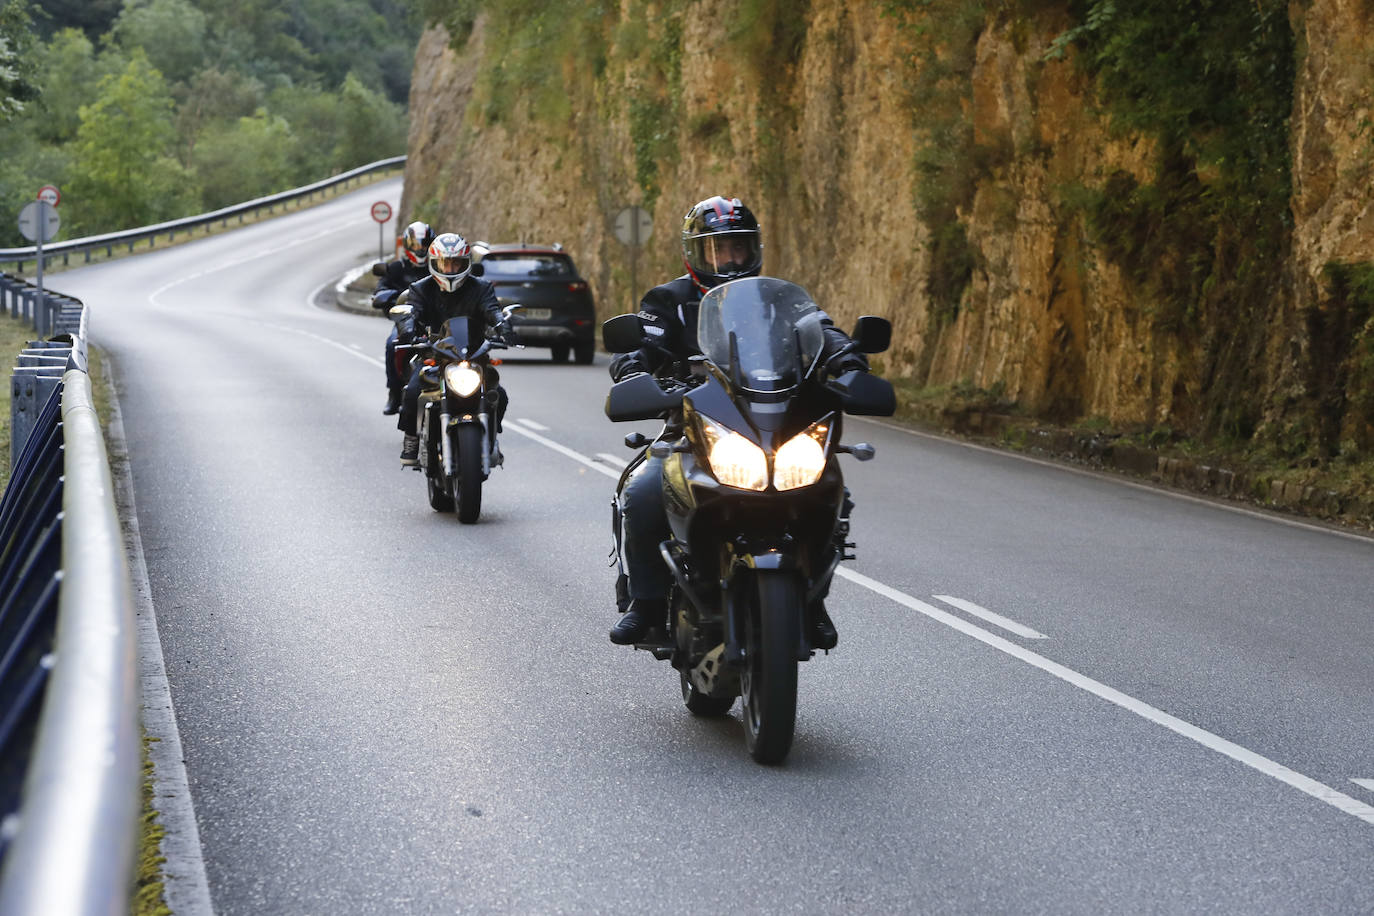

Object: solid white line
[1353,779,1374,794]
[835,566,1374,826]
[932,594,1048,639]
[103,360,215,915]
[595,452,630,468]
[513,418,550,431]
[505,424,620,480]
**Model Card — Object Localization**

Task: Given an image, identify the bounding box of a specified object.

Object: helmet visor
[432,252,471,277]
[687,230,761,280]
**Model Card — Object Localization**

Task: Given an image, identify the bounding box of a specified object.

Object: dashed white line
[595,452,629,468]
[1353,779,1374,794]
[513,418,550,431]
[932,594,1048,639]
[505,424,619,480]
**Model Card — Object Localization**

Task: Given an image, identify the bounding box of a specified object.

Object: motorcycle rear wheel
[455,424,484,524]
[740,570,800,764]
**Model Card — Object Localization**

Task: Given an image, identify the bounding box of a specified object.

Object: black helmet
[681,196,763,290]
[401,221,435,266]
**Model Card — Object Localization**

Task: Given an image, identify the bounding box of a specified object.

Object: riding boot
[382,387,403,415]
[609,597,667,645]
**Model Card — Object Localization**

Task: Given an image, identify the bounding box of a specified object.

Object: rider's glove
[396,318,417,345]
[829,351,869,377]
[610,353,649,382]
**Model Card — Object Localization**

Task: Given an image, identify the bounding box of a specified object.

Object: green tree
[191,108,292,208]
[332,71,406,169]
[108,0,206,85]
[66,50,199,231]
[174,66,264,162]
[0,0,39,121]
[31,28,125,144]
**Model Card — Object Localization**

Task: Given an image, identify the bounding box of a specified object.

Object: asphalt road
[50,180,1374,914]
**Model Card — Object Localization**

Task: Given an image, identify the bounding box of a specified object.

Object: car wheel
[550,343,570,363]
[573,342,595,365]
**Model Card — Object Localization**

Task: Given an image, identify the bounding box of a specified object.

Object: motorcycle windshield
[437,317,472,359]
[697,278,825,397]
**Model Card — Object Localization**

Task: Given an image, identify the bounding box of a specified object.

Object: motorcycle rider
[374,220,434,415]
[397,232,512,465]
[608,195,871,647]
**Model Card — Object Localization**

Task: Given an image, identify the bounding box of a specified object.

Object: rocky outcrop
[399,1,1374,457]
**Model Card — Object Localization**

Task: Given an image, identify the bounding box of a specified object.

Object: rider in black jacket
[375,221,434,415]
[397,232,510,465]
[608,196,869,647]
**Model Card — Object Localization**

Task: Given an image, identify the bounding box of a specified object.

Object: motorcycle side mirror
[470,261,484,277]
[605,373,683,421]
[851,316,892,354]
[624,432,648,449]
[371,262,386,277]
[500,302,524,321]
[388,303,414,322]
[602,313,644,353]
[830,369,896,417]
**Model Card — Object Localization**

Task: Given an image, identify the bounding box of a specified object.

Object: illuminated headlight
[774,421,830,490]
[444,362,482,397]
[700,417,767,491]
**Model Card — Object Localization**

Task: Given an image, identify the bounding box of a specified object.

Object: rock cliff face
[400,1,1374,456]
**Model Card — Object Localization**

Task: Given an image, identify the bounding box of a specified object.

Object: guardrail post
[9,368,65,473]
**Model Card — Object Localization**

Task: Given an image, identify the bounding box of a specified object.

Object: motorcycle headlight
[700,417,767,491]
[444,362,482,397]
[773,421,830,490]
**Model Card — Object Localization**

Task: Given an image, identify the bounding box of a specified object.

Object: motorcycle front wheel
[455,424,484,524]
[740,570,801,764]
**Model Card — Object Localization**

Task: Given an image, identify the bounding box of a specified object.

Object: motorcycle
[390,303,520,523]
[602,277,895,764]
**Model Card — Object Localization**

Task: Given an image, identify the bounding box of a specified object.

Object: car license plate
[520,308,552,321]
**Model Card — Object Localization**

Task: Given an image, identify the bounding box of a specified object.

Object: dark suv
[473,243,597,364]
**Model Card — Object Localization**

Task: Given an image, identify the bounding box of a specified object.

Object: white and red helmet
[428,233,472,292]
[401,221,435,266]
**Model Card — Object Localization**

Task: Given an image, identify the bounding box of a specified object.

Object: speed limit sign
[370,201,392,223]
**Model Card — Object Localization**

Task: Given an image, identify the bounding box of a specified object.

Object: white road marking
[1353,779,1374,794]
[835,566,1374,826]
[505,424,620,480]
[501,423,1374,827]
[513,418,550,431]
[932,594,1048,639]
[595,452,629,468]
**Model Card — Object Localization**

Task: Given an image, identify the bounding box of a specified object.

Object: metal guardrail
[0,154,407,272]
[0,291,142,912]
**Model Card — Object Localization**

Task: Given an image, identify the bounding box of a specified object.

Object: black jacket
[371,259,429,310]
[406,275,503,345]
[609,275,866,381]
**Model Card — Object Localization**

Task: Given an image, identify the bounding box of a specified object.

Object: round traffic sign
[613,206,653,247]
[370,201,392,223]
[37,185,60,206]
[17,200,60,243]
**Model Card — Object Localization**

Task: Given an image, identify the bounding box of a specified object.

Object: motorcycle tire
[426,470,454,512]
[740,570,801,765]
[455,424,484,524]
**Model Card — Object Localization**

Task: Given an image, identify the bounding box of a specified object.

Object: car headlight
[444,361,482,397]
[700,417,767,491]
[773,421,830,490]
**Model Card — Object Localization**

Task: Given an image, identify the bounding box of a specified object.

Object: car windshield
[480,255,573,278]
[697,277,825,395]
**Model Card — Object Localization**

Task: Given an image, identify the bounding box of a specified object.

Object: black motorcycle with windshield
[603,277,894,764]
[390,303,519,523]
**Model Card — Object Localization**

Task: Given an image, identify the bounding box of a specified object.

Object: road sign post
[613,206,653,308]
[371,201,393,261]
[18,191,62,336]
